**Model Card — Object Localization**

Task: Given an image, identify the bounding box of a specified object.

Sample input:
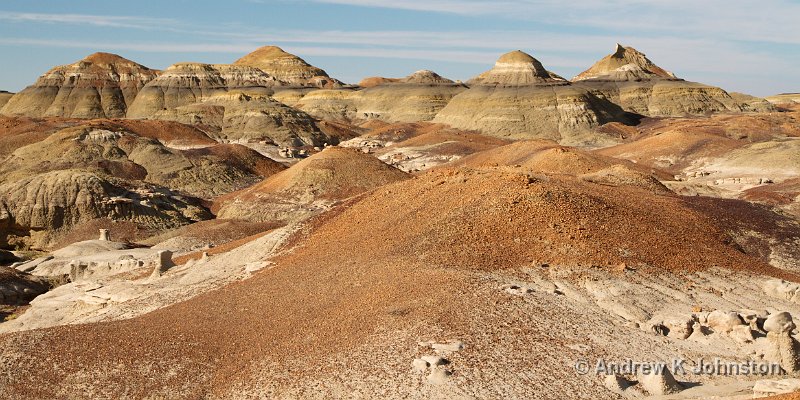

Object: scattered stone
[729,325,755,344]
[688,322,710,340]
[98,229,110,241]
[740,309,769,330]
[706,310,744,333]
[763,280,800,302]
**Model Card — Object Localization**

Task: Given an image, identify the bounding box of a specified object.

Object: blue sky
[0,0,798,96]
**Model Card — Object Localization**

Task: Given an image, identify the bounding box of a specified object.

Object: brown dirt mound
[213,146,409,220]
[0,116,83,157]
[579,164,671,194]
[0,167,795,398]
[743,178,800,206]
[596,130,742,174]
[277,167,781,275]
[684,196,800,268]
[382,130,506,153]
[454,140,672,180]
[359,121,455,142]
[315,120,364,143]
[103,119,217,147]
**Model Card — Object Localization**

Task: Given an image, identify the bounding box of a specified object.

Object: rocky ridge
[233,46,343,88]
[433,50,634,146]
[0,53,158,118]
[572,44,773,116]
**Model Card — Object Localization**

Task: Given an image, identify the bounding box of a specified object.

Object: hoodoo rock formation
[0,53,158,118]
[572,44,774,116]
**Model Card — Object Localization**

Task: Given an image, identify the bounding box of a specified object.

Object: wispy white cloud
[307,0,800,45]
[0,37,498,64]
[0,3,797,95]
[0,11,177,30]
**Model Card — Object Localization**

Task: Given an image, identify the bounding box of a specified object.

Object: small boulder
[688,322,710,341]
[729,325,755,344]
[764,312,795,334]
[740,309,769,330]
[706,310,744,333]
[412,358,429,373]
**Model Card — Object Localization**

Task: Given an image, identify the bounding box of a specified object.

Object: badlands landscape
[1,43,800,399]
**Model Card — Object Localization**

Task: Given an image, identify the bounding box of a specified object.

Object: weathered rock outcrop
[572,44,774,116]
[0,267,49,305]
[233,46,342,88]
[432,50,632,146]
[0,125,284,199]
[126,63,279,118]
[0,170,210,249]
[0,53,158,118]
[150,91,328,147]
